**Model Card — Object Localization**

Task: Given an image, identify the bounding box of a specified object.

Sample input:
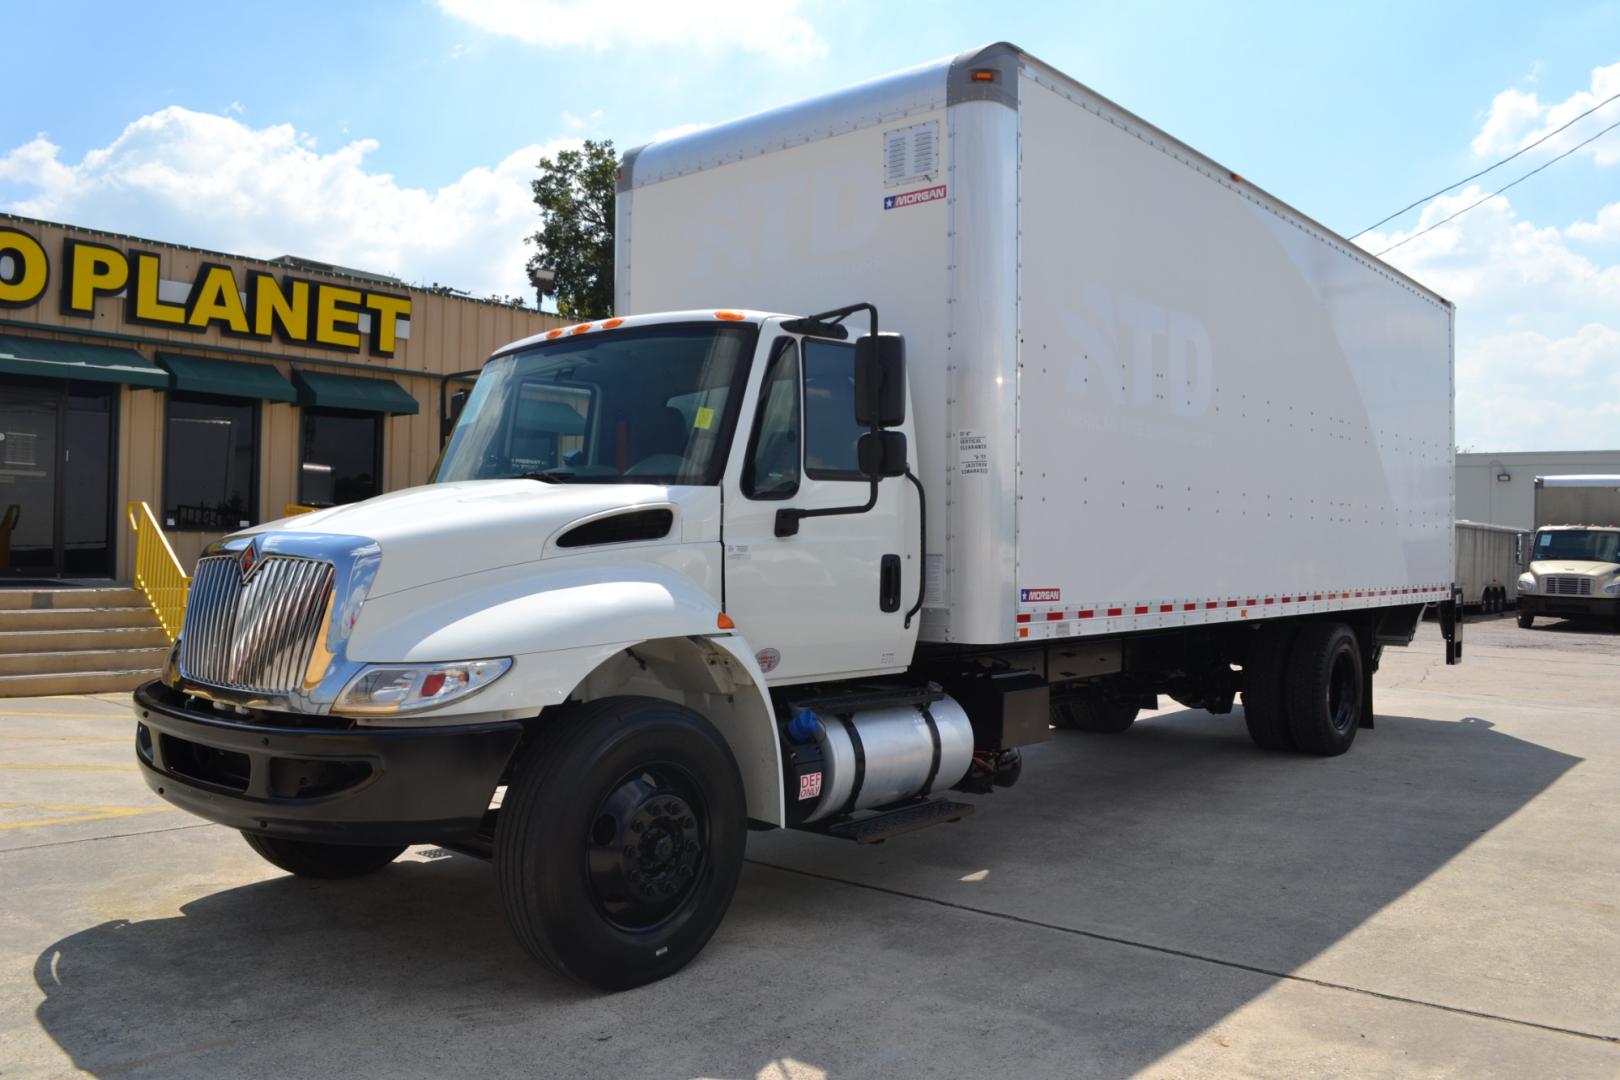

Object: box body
[618,44,1455,646]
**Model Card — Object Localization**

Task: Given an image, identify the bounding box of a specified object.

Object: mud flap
[1439,585,1464,665]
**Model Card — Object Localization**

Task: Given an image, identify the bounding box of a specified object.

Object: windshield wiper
[515,470,576,483]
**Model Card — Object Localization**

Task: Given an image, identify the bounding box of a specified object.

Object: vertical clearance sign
[0,225,412,357]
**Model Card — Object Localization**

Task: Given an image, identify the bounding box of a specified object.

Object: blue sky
[2,1,1618,450]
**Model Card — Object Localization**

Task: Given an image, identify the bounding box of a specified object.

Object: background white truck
[133,43,1461,991]
[1517,475,1620,628]
[1456,521,1525,614]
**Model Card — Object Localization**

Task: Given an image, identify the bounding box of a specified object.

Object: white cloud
[1356,187,1620,451]
[1470,61,1620,167]
[562,109,604,132]
[1568,200,1620,243]
[436,0,827,64]
[0,107,571,301]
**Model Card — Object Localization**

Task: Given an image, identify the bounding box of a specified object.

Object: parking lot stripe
[0,763,138,772]
[0,805,173,831]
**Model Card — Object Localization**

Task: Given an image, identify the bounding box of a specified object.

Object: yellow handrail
[126,501,190,643]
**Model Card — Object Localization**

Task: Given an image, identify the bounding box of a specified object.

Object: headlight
[1604,579,1620,595]
[1517,573,1536,593]
[334,658,512,715]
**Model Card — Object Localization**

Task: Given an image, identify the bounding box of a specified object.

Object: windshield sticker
[693,405,715,430]
[884,184,946,211]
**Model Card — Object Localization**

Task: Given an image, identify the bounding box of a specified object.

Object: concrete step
[0,607,160,633]
[0,587,145,610]
[0,669,159,698]
[0,646,169,677]
[0,626,171,653]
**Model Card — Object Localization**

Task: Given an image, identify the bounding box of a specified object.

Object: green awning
[157,352,297,403]
[292,368,419,415]
[0,334,167,388]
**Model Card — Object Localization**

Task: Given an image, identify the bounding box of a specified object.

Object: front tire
[1284,622,1364,756]
[241,833,406,879]
[494,697,746,991]
[1517,611,1534,629]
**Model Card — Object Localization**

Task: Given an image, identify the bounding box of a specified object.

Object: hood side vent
[557,508,674,548]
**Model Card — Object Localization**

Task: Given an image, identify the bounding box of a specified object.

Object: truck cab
[1516,476,1620,628]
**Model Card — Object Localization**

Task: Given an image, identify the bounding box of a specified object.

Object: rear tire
[1050,697,1139,733]
[1517,611,1534,629]
[494,696,746,991]
[1284,622,1364,757]
[1242,623,1297,751]
[241,833,406,879]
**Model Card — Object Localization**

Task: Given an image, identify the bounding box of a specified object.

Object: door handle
[879,553,901,613]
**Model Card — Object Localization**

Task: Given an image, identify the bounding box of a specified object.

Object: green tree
[526,139,617,318]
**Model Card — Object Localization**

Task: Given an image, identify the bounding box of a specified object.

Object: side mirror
[858,430,908,479]
[855,332,906,428]
[442,388,470,442]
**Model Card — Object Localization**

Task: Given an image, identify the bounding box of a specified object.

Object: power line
[1374,115,1620,257]
[1351,89,1620,239]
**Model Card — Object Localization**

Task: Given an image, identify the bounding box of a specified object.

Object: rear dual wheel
[1242,621,1364,756]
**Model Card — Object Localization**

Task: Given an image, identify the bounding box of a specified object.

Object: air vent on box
[556,508,674,548]
[883,121,939,187]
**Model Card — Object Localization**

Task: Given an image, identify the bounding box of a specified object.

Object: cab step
[818,798,975,845]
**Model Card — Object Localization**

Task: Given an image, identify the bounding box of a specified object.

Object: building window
[300,408,382,507]
[164,392,259,531]
[802,339,865,480]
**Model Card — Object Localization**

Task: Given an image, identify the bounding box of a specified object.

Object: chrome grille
[1544,575,1592,596]
[180,555,336,693]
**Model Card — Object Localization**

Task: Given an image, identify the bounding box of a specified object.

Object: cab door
[720,332,917,683]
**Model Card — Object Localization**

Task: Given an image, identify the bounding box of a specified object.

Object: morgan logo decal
[755,648,781,673]
[1020,588,1061,603]
[883,184,946,210]
[799,772,823,800]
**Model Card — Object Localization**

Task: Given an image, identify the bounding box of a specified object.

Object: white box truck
[1456,520,1525,614]
[132,43,1461,990]
[1517,475,1620,628]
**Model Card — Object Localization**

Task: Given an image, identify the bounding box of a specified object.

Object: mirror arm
[775,478,879,538]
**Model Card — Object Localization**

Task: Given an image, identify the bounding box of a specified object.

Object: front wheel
[1517,611,1534,629]
[494,697,746,991]
[241,833,406,879]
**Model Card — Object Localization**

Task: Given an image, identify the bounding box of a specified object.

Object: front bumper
[133,680,524,846]
[1518,593,1618,619]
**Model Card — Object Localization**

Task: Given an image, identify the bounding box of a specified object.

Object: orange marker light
[602,318,624,329]
[971,69,996,82]
[545,328,565,339]
[714,310,746,321]
[570,323,593,335]
[716,612,736,630]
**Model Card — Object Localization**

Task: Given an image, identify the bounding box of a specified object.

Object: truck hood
[1527,560,1620,579]
[249,480,718,598]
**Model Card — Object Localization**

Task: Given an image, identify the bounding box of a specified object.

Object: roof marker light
[971,69,996,82]
[714,310,746,321]
[570,323,594,335]
[545,328,565,340]
[602,318,624,329]
[716,612,736,630]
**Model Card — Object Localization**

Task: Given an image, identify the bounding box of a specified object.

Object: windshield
[1533,529,1620,563]
[436,322,757,485]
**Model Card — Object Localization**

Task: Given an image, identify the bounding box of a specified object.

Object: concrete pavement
[1,616,1616,1078]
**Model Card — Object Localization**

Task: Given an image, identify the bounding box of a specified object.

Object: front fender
[347,558,726,662]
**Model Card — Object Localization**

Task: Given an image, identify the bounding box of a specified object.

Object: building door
[0,377,115,579]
